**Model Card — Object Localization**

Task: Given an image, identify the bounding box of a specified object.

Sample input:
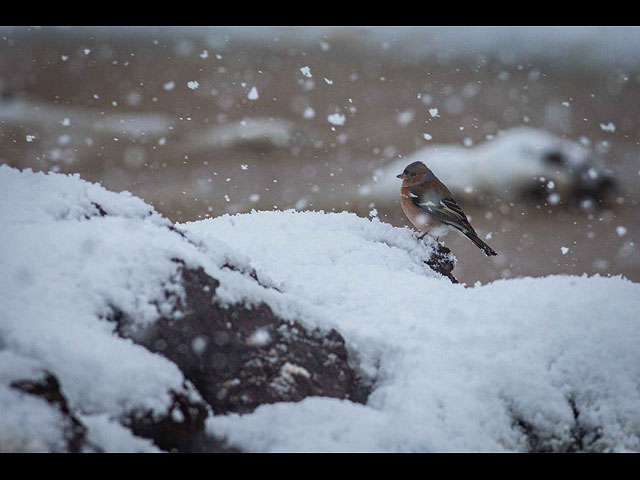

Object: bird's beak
[397,173,408,179]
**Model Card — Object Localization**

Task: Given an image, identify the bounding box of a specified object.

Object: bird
[397,161,497,257]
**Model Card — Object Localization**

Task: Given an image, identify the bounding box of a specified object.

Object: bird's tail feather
[460,229,497,256]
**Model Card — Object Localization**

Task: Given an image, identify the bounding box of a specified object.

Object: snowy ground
[2,165,640,452]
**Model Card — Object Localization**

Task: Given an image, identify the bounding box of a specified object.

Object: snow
[327,113,346,126]
[247,87,259,100]
[2,165,640,452]
[360,127,607,202]
[396,109,415,126]
[0,356,74,452]
[183,212,640,452]
[0,169,207,419]
[299,66,312,78]
[0,165,261,451]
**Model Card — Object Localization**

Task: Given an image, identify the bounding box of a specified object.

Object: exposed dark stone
[426,243,458,284]
[167,225,194,244]
[543,150,564,166]
[109,263,367,417]
[125,390,237,453]
[542,149,618,207]
[220,262,276,291]
[573,168,617,206]
[10,371,88,453]
[91,201,107,217]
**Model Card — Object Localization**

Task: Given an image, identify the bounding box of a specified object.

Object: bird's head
[396,161,434,186]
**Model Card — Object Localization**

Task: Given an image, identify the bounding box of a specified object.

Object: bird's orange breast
[400,186,432,232]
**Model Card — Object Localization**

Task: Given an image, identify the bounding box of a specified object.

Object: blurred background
[1,26,638,285]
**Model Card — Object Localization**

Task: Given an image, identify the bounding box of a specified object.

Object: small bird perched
[397,161,497,256]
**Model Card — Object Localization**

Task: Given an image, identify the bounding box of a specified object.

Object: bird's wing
[411,194,476,233]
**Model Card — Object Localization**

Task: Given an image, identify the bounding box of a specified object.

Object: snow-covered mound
[0,165,221,452]
[184,214,640,453]
[0,165,439,452]
[361,127,616,206]
[2,164,639,452]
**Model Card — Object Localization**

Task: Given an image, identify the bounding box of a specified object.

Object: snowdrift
[1,164,639,452]
[361,127,616,207]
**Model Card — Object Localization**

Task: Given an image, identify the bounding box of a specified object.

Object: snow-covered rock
[361,127,616,207]
[182,213,640,453]
[1,164,639,452]
[0,165,440,452]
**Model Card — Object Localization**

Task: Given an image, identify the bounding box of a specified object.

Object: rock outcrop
[0,165,459,453]
[109,261,371,417]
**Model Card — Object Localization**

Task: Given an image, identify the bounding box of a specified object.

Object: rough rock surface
[425,243,458,284]
[110,261,371,417]
[541,149,617,207]
[124,389,235,453]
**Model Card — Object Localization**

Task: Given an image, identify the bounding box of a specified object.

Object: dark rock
[104,260,369,451]
[91,202,107,217]
[542,149,617,207]
[426,243,458,284]
[10,371,88,453]
[111,262,367,416]
[125,389,237,453]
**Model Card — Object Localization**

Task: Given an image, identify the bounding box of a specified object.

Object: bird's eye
[410,172,416,177]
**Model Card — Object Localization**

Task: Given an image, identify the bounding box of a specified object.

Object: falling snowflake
[327,113,346,126]
[247,87,259,100]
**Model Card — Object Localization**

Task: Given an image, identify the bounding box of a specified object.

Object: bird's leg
[417,231,428,240]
